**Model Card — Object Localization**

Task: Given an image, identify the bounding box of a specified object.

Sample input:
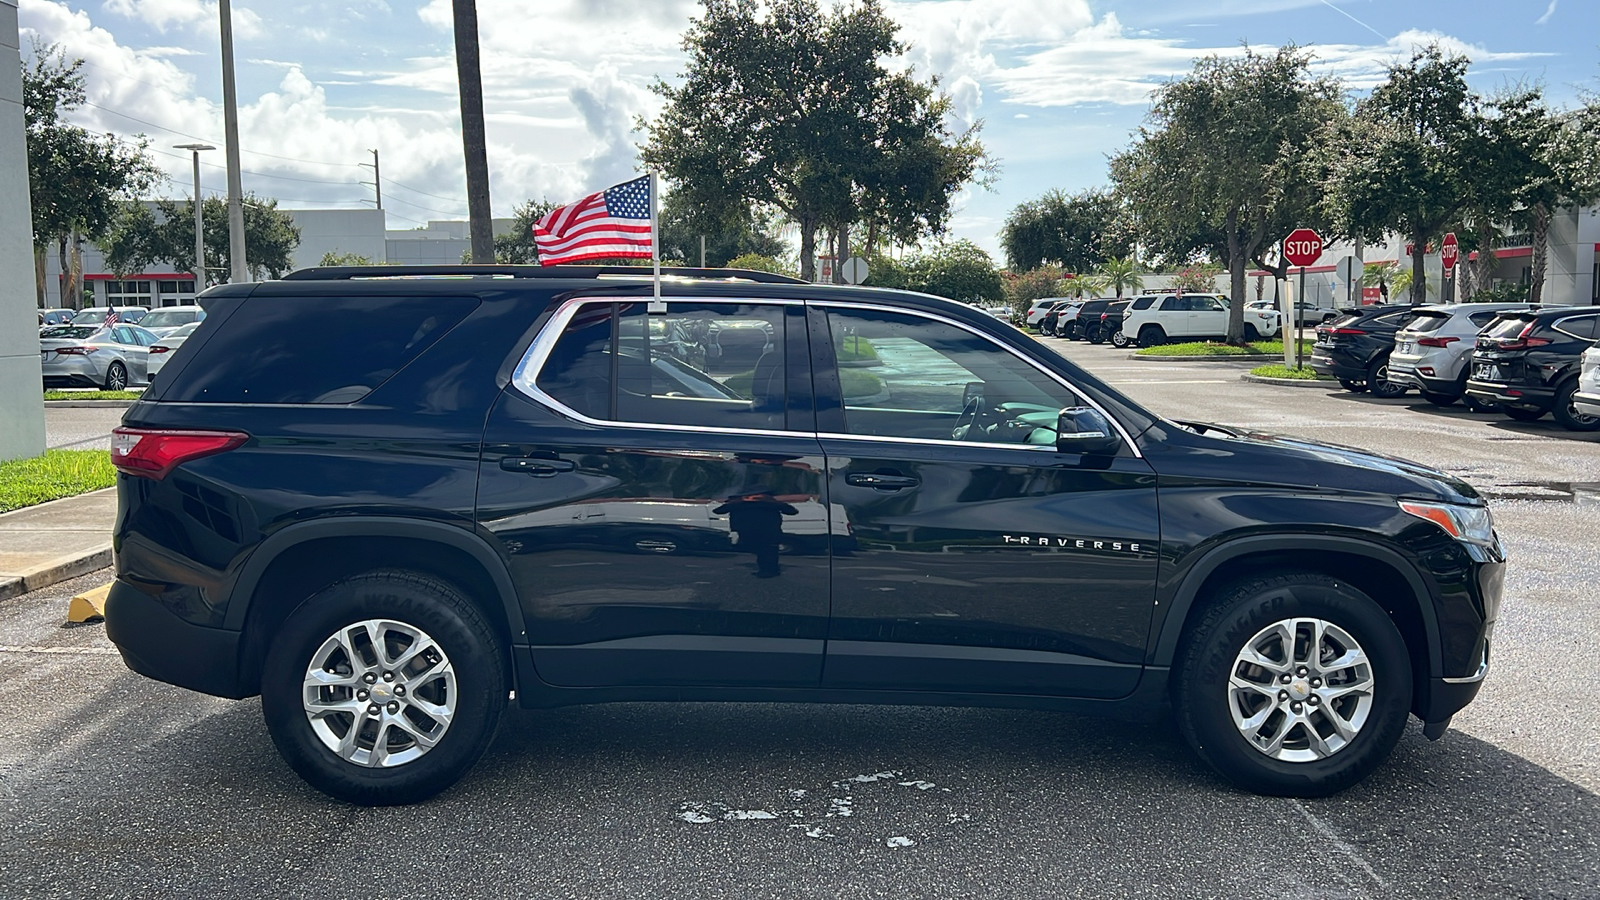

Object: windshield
[141,309,196,328]
[41,326,99,340]
[164,322,202,339]
[71,309,108,324]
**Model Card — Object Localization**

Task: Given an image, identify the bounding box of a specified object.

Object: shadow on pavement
[2,687,1596,899]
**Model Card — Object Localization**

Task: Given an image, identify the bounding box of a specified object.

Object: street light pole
[218,0,248,283]
[173,143,215,291]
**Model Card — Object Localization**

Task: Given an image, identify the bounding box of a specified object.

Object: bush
[1004,266,1069,316]
[1465,283,1529,303]
[727,253,797,277]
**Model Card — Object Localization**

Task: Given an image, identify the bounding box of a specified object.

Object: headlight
[1399,500,1496,549]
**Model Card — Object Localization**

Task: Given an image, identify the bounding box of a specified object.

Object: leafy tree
[24,43,162,307]
[640,0,991,281]
[1113,45,1342,341]
[319,251,375,266]
[1096,256,1143,299]
[1361,260,1396,301]
[658,190,786,267]
[492,199,556,264]
[1389,267,1434,301]
[1326,45,1482,304]
[1064,272,1107,299]
[1000,188,1131,272]
[102,194,301,282]
[1171,265,1221,294]
[1004,266,1069,314]
[726,252,797,277]
[901,241,1003,303]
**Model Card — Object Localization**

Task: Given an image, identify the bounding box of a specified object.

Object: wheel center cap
[371,682,393,702]
[1288,680,1312,701]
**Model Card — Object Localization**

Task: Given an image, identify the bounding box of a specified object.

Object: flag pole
[649,171,664,313]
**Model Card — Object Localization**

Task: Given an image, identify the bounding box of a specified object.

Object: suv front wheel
[261,570,506,806]
[1174,572,1412,797]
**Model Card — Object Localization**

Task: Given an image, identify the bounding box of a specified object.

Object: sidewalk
[0,488,116,601]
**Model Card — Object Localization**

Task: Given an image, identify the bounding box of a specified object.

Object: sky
[16,0,1599,259]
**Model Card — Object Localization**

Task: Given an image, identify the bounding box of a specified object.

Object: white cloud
[1535,1,1558,25]
[101,0,264,40]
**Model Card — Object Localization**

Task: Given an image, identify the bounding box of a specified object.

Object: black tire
[1138,325,1166,348]
[103,361,128,391]
[1368,358,1407,398]
[1086,324,1106,344]
[1419,391,1458,407]
[1111,330,1132,349]
[1552,379,1600,431]
[1339,379,1367,393]
[1173,572,1412,798]
[1502,406,1546,422]
[1244,324,1261,342]
[261,570,506,806]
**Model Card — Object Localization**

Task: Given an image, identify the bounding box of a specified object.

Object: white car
[1575,344,1600,420]
[136,305,207,338]
[1389,303,1532,409]
[1026,298,1071,328]
[1122,294,1279,346]
[147,321,201,379]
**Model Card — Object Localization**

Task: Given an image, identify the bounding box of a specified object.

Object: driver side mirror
[1056,407,1121,455]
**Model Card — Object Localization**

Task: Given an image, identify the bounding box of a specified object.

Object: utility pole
[451,0,494,264]
[174,143,215,289]
[218,0,248,283]
[359,148,382,209]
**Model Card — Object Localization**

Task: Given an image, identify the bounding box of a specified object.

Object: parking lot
[4,347,1598,899]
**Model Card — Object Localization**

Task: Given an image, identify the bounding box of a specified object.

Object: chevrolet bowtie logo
[1002,535,1142,552]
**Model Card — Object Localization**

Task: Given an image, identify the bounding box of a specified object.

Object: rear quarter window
[160,294,478,404]
[1406,312,1449,333]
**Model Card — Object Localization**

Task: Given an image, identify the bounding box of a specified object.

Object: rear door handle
[846,472,920,491]
[500,457,576,476]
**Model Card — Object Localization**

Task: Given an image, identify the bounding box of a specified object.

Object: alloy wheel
[302,619,457,768]
[1227,617,1374,763]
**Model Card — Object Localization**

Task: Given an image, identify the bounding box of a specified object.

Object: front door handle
[846,472,920,491]
[500,457,576,476]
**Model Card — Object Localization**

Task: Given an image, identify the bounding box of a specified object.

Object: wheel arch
[1152,535,1441,682]
[226,517,526,695]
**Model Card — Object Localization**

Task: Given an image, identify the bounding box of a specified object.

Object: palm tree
[1097,256,1143,299]
[1066,272,1107,299]
[452,0,495,263]
[1361,260,1396,302]
[1389,268,1432,302]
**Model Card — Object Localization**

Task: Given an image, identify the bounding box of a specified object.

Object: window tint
[1467,311,1501,328]
[1132,297,1154,310]
[533,301,792,432]
[1160,298,1182,311]
[1198,297,1226,312]
[1375,311,1416,327]
[128,326,158,346]
[824,308,1085,446]
[1484,316,1533,339]
[1406,312,1449,333]
[1555,315,1597,340]
[162,295,477,404]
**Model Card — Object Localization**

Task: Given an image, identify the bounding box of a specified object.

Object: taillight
[110,427,248,480]
[149,345,170,353]
[1416,336,1459,348]
[54,346,96,355]
[1326,327,1366,336]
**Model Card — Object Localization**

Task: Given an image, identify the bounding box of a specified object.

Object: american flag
[103,308,120,326]
[534,176,654,265]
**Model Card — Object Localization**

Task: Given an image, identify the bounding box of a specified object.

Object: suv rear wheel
[1552,379,1600,432]
[1174,572,1411,797]
[1368,358,1407,399]
[261,570,505,805]
[1138,325,1166,347]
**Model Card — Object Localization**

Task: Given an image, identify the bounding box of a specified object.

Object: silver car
[137,305,206,338]
[40,324,159,390]
[1388,303,1532,409]
[70,306,149,327]
[147,321,201,378]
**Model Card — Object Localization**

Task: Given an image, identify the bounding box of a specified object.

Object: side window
[823,308,1086,446]
[110,326,134,345]
[1132,297,1155,310]
[532,301,793,432]
[1468,311,1500,329]
[1159,298,1183,311]
[1201,297,1226,312]
[1554,316,1597,340]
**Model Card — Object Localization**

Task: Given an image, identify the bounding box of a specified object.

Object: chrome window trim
[813,300,1142,457]
[1552,314,1597,341]
[510,295,1142,457]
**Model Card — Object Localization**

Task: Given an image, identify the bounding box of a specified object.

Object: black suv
[1310,304,1418,398]
[1068,299,1113,341]
[106,265,1503,806]
[1465,307,1600,431]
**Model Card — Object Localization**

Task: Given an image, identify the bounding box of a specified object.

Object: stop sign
[1283,228,1323,268]
[1441,233,1459,272]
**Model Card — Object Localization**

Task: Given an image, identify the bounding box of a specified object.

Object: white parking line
[0,645,119,656]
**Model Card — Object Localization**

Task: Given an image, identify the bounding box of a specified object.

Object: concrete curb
[0,545,113,602]
[1127,353,1272,364]
[1240,373,1337,388]
[44,400,137,408]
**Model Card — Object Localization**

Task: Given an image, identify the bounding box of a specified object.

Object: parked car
[40,308,75,326]
[105,264,1501,806]
[1464,307,1600,431]
[137,305,207,338]
[1309,305,1420,398]
[1093,300,1131,345]
[72,305,149,326]
[40,323,160,390]
[146,321,202,378]
[1249,299,1343,328]
[1574,344,1600,420]
[1122,294,1280,347]
[1027,298,1070,328]
[1041,300,1083,336]
[1388,303,1533,409]
[1067,299,1114,341]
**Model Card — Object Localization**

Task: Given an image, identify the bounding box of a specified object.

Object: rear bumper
[1575,389,1600,418]
[1388,361,1460,394]
[1308,349,1369,380]
[104,578,251,699]
[1464,379,1555,410]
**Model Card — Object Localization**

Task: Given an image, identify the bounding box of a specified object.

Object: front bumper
[104,578,251,699]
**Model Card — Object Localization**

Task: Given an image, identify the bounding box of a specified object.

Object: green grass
[0,449,116,513]
[839,369,884,399]
[834,336,880,364]
[43,390,142,401]
[1136,339,1315,357]
[1249,364,1332,381]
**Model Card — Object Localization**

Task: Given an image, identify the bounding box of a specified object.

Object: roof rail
[280,264,809,285]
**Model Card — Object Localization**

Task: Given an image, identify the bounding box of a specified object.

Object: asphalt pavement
[2,343,1597,899]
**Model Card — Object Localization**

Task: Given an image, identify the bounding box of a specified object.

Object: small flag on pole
[533,176,654,265]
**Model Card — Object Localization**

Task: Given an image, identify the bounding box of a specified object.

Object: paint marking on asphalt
[1293,800,1388,890]
[0,645,119,656]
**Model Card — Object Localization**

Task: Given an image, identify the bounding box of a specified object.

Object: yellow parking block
[68,583,112,623]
